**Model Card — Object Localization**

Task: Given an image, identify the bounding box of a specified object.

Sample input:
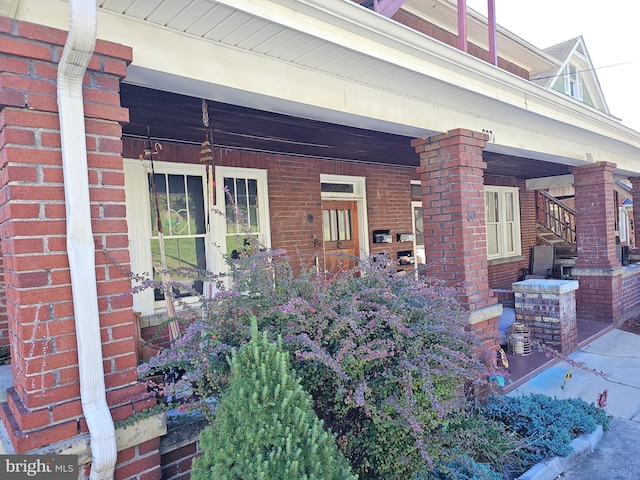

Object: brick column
[571,162,622,323]
[513,279,579,354]
[412,129,500,349]
[630,177,640,251]
[0,17,160,478]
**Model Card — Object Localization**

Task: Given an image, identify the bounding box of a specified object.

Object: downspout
[57,1,117,479]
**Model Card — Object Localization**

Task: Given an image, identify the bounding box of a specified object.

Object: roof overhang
[11,0,640,176]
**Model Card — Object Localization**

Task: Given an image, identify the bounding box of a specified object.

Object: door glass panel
[323,208,353,241]
[323,210,331,241]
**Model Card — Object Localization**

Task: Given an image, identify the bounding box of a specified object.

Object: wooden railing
[536,190,576,244]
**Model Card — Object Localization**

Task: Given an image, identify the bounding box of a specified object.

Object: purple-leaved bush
[135,247,502,479]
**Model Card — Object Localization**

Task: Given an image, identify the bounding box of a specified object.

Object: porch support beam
[412,129,499,349]
[571,161,622,323]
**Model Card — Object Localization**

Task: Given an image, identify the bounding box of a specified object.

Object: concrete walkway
[508,328,640,480]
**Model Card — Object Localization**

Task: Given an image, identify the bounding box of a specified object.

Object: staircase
[535,190,577,253]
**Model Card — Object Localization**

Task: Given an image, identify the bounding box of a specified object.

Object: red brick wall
[122,139,418,342]
[621,269,640,323]
[161,442,200,480]
[122,138,418,274]
[0,17,156,466]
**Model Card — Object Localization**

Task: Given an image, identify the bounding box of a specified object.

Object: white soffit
[12,0,640,174]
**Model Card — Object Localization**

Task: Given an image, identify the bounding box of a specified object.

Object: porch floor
[499,312,613,392]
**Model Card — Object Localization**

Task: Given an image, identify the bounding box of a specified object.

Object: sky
[465,0,640,132]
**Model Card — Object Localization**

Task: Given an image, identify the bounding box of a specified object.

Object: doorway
[322,200,360,274]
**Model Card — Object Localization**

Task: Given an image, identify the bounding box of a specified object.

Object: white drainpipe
[57,1,117,479]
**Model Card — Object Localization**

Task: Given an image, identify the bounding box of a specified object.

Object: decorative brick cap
[512,279,579,294]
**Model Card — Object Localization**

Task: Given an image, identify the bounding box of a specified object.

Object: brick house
[2,0,640,479]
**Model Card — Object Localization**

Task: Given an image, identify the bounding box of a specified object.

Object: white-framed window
[484,186,521,260]
[564,64,583,100]
[124,160,271,314]
[619,206,630,243]
[124,160,211,314]
[212,166,271,288]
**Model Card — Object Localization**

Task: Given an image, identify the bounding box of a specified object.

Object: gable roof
[531,36,610,115]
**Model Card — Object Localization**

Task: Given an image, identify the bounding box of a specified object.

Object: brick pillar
[571,162,622,323]
[0,17,159,478]
[513,279,579,354]
[412,129,500,350]
[630,177,640,251]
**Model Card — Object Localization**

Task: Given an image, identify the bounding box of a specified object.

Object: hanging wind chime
[146,126,181,341]
[200,100,217,300]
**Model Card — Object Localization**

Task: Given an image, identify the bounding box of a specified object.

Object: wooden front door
[322,200,359,275]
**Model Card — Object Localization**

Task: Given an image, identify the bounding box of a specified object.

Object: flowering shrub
[138,249,506,478]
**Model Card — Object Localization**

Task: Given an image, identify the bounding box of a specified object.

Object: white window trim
[484,185,522,261]
[124,159,212,315]
[320,174,369,259]
[564,63,583,101]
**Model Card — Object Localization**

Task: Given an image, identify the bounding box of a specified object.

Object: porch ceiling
[121,85,420,166]
[122,84,573,180]
[14,0,640,176]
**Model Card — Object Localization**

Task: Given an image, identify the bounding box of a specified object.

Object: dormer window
[564,64,583,100]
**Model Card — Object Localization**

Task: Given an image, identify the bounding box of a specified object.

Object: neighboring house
[531,36,611,116]
[2,0,640,479]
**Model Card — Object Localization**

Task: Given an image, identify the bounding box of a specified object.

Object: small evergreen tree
[191,318,356,480]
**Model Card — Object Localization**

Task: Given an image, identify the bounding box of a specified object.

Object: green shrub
[191,319,356,480]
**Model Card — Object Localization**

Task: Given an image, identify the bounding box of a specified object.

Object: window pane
[224,177,236,231]
[413,206,424,246]
[236,178,248,228]
[506,223,514,252]
[485,192,498,223]
[247,178,259,232]
[411,184,422,200]
[187,176,206,235]
[505,192,514,222]
[225,177,260,234]
[486,224,499,256]
[149,173,167,236]
[321,183,353,193]
[151,237,205,299]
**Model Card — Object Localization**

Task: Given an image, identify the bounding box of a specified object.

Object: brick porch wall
[0,16,161,478]
[621,266,640,322]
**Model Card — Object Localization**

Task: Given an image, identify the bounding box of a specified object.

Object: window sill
[487,255,526,266]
